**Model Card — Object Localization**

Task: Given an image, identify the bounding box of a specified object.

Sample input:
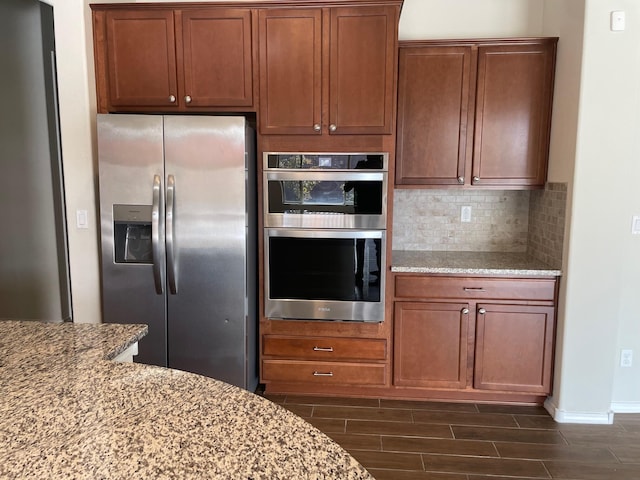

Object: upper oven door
[264,170,387,229]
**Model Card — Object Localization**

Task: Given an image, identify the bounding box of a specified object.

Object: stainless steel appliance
[264,153,387,229]
[263,152,387,323]
[265,228,386,322]
[98,114,257,390]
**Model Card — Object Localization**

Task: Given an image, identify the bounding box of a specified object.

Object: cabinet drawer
[263,336,386,361]
[262,360,386,385]
[395,276,556,301]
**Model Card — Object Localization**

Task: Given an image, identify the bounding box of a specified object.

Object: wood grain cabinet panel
[93,6,254,112]
[181,9,254,108]
[394,302,470,389]
[396,38,557,188]
[104,9,178,108]
[258,4,399,135]
[392,274,558,398]
[474,304,555,393]
[395,275,556,302]
[263,335,386,361]
[396,46,473,185]
[262,360,386,385]
[258,8,322,135]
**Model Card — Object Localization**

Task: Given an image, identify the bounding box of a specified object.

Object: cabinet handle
[313,371,334,377]
[472,176,480,183]
[457,176,464,184]
[184,95,192,104]
[313,346,334,352]
[463,287,486,292]
[478,308,486,315]
[461,308,469,315]
[313,124,321,132]
[329,124,337,132]
[168,95,176,103]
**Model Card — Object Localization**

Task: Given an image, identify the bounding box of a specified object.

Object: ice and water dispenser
[113,204,153,264]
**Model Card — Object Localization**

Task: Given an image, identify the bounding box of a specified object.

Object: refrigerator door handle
[166,174,178,294]
[152,174,164,294]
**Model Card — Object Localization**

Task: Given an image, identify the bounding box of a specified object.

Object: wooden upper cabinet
[104,9,178,108]
[258,4,400,135]
[329,6,397,135]
[396,38,557,188]
[258,8,322,135]
[473,43,556,187]
[180,9,254,108]
[396,46,474,185]
[93,6,254,112]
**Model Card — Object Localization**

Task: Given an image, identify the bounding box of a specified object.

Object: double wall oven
[263,153,388,322]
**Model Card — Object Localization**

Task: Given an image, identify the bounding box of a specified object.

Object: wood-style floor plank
[259,393,640,479]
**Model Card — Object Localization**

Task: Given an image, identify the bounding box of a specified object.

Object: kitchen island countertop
[391,250,562,276]
[0,320,372,479]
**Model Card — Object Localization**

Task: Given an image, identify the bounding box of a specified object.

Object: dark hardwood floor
[263,394,640,480]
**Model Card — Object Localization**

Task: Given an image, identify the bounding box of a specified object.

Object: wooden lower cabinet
[392,274,558,399]
[393,302,469,389]
[261,329,388,390]
[260,276,558,403]
[262,360,386,385]
[474,303,555,393]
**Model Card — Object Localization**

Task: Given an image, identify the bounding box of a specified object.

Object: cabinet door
[474,304,555,393]
[258,8,322,134]
[473,42,556,187]
[104,10,178,108]
[394,302,470,389]
[329,6,398,135]
[396,46,473,185]
[180,9,253,108]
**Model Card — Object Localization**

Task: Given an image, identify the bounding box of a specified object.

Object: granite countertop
[391,250,562,276]
[0,321,372,480]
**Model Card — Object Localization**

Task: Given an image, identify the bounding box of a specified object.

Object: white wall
[566,0,640,414]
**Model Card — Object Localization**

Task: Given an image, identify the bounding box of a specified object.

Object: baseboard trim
[544,397,614,424]
[611,401,640,413]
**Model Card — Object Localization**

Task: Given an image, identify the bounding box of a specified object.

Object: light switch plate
[76,209,88,229]
[632,215,640,235]
[611,11,626,31]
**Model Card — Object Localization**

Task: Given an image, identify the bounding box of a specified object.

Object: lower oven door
[264,228,385,322]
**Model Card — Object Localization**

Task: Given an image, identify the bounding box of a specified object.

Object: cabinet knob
[478,308,486,315]
[461,308,469,315]
[184,95,192,104]
[313,124,321,132]
[329,124,337,132]
[472,176,480,183]
[457,176,464,184]
[168,95,176,103]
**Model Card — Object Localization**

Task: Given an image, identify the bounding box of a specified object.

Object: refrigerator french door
[97,114,257,390]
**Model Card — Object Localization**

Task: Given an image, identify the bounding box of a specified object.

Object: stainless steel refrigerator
[97,114,257,390]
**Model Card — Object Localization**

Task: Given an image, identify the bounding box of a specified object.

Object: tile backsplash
[392,183,567,266]
[528,183,567,268]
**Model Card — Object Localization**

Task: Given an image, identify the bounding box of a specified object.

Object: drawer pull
[463,287,486,292]
[313,371,334,377]
[313,346,334,352]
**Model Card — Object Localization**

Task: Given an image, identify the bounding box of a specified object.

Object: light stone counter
[0,321,372,480]
[391,250,562,276]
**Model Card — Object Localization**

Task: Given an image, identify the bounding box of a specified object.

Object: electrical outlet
[621,349,633,368]
[461,206,472,223]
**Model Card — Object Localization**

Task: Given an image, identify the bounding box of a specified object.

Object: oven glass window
[267,154,384,170]
[267,179,382,214]
[268,237,381,302]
